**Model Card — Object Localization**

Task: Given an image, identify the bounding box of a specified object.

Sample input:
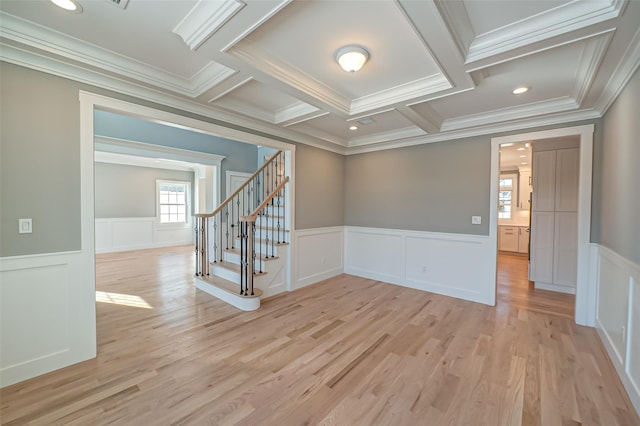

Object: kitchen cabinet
[530,147,579,292]
[499,226,529,254]
[532,150,556,211]
[518,226,530,253]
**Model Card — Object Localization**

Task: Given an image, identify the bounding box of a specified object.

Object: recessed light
[520,155,526,158]
[516,147,525,151]
[50,0,82,12]
[512,86,529,95]
[520,162,528,165]
[349,125,358,131]
[525,143,530,147]
[501,143,514,147]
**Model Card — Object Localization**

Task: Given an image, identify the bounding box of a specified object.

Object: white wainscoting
[95,217,193,253]
[0,251,96,387]
[293,227,344,290]
[344,226,495,305]
[594,243,640,414]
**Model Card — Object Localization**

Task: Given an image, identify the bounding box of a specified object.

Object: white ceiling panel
[231,0,443,102]
[463,0,572,36]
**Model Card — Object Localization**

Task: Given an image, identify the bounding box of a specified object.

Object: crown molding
[572,31,614,106]
[173,0,246,51]
[281,111,330,128]
[190,61,238,97]
[465,0,626,64]
[594,25,640,115]
[228,45,351,114]
[396,104,442,134]
[0,12,235,98]
[441,97,579,132]
[207,76,253,103]
[274,101,319,124]
[220,0,293,52]
[350,74,452,115]
[348,127,426,148]
[345,108,601,155]
[433,0,475,60]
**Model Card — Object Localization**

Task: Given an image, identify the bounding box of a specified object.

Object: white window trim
[498,172,518,220]
[156,179,192,229]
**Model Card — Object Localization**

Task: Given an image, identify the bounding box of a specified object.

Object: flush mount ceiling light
[336,46,369,73]
[349,125,358,130]
[50,0,83,12]
[512,86,529,94]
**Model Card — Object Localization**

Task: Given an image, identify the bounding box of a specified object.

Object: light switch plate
[19,218,32,234]
[471,216,482,225]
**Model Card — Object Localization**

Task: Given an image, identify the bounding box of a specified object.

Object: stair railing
[240,176,289,296]
[194,150,287,296]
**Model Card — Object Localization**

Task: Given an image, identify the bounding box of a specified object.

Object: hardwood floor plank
[1,246,637,425]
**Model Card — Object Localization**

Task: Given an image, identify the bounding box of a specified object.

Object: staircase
[193,151,290,311]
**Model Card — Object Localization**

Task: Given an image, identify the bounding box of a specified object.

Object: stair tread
[196,275,262,298]
[211,260,267,276]
[224,248,280,261]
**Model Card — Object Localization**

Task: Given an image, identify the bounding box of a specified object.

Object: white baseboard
[593,244,640,415]
[344,226,495,306]
[293,227,344,290]
[95,217,193,253]
[534,281,576,294]
[0,251,96,388]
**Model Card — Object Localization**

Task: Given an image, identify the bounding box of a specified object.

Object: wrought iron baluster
[251,221,256,296]
[194,219,199,276]
[239,220,245,295]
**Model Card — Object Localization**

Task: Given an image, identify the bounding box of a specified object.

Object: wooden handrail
[241,176,289,222]
[194,150,282,218]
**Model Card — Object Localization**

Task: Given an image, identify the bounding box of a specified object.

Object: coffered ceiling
[1,0,639,154]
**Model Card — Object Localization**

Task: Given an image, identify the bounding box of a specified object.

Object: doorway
[495,140,575,318]
[489,124,595,326]
[79,91,296,361]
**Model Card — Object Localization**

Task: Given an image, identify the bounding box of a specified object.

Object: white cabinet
[553,212,578,286]
[530,147,579,293]
[499,226,530,254]
[530,212,555,283]
[532,150,556,211]
[518,227,530,253]
[499,226,519,252]
[555,148,579,212]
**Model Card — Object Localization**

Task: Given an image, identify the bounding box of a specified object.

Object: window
[157,180,190,224]
[498,176,514,219]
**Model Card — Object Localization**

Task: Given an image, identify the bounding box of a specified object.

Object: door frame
[225,170,253,203]
[489,124,594,326]
[80,91,296,352]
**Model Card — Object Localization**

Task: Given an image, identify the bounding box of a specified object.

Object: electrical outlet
[471,216,482,225]
[19,218,33,234]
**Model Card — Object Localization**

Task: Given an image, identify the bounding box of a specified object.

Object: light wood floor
[497,253,575,319]
[1,246,638,425]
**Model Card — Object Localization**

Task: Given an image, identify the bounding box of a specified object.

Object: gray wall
[1,63,82,256]
[94,110,257,200]
[94,163,194,218]
[345,137,491,235]
[295,143,345,229]
[592,67,640,264]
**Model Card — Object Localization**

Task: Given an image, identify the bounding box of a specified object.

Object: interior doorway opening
[489,124,594,326]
